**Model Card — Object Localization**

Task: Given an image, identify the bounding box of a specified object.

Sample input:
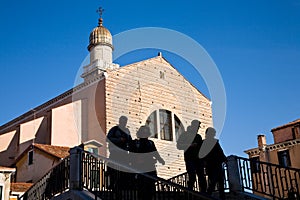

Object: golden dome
[87,18,113,51]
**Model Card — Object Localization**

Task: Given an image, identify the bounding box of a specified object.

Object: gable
[109,56,209,101]
[105,55,213,179]
[105,55,212,131]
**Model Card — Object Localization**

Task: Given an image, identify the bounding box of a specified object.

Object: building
[0,10,213,183]
[0,166,15,200]
[15,143,70,183]
[245,119,300,199]
[245,119,300,168]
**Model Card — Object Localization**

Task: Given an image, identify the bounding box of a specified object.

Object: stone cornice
[244,138,300,156]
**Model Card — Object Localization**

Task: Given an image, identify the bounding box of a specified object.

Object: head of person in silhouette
[190,119,201,134]
[205,127,216,140]
[136,125,151,139]
[118,116,128,130]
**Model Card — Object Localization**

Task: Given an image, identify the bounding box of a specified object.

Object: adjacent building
[245,119,300,168]
[245,119,300,199]
[0,167,15,200]
[15,143,70,183]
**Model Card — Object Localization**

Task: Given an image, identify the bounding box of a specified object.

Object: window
[278,150,291,167]
[146,111,158,138]
[250,156,260,173]
[292,127,296,140]
[174,115,184,140]
[28,150,33,165]
[87,147,98,155]
[160,110,172,141]
[146,109,183,141]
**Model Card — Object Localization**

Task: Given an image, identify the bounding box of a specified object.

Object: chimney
[257,134,267,151]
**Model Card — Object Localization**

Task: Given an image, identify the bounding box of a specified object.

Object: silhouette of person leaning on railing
[199,127,227,200]
[176,120,207,192]
[130,125,165,200]
[106,116,132,190]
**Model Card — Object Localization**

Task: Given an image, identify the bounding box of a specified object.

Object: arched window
[146,109,184,141]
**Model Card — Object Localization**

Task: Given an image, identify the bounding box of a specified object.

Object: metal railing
[18,148,216,200]
[82,151,217,200]
[235,156,300,199]
[18,150,300,200]
[167,163,230,193]
[19,156,70,200]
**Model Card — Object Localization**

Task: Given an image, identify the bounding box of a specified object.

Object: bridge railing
[81,149,217,200]
[19,156,70,200]
[21,148,299,200]
[168,155,300,200]
[167,162,230,194]
[20,146,218,200]
[235,155,300,199]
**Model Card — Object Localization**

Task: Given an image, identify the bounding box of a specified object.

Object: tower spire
[82,4,119,82]
[96,7,104,26]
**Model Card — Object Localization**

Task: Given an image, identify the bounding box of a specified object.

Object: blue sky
[1,0,300,157]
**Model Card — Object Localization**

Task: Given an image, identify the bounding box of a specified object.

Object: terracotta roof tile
[11,182,33,193]
[33,144,70,159]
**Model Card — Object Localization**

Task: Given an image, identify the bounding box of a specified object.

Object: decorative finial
[96,7,104,26]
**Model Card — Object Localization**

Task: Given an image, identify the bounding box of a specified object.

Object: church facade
[0,12,213,180]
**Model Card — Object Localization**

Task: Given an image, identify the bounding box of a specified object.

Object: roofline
[160,56,211,102]
[1,53,211,132]
[271,119,300,132]
[0,88,73,132]
[33,144,70,159]
[15,143,69,163]
[116,54,211,102]
[244,138,300,156]
[0,74,106,133]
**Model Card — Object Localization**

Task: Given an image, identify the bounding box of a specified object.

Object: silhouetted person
[200,127,226,199]
[106,116,132,189]
[130,125,165,200]
[177,120,206,192]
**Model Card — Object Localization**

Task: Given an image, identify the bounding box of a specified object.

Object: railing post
[227,155,243,192]
[69,146,83,190]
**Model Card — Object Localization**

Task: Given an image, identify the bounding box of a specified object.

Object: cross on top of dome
[96,7,104,26]
[96,7,104,18]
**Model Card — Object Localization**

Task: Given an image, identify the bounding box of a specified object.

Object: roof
[84,139,103,147]
[272,119,300,131]
[10,182,33,193]
[33,143,70,159]
[0,166,15,172]
[16,143,70,163]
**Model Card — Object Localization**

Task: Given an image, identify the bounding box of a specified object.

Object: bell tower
[81,7,119,82]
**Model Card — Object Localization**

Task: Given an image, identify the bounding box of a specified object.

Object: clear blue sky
[1,0,300,157]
